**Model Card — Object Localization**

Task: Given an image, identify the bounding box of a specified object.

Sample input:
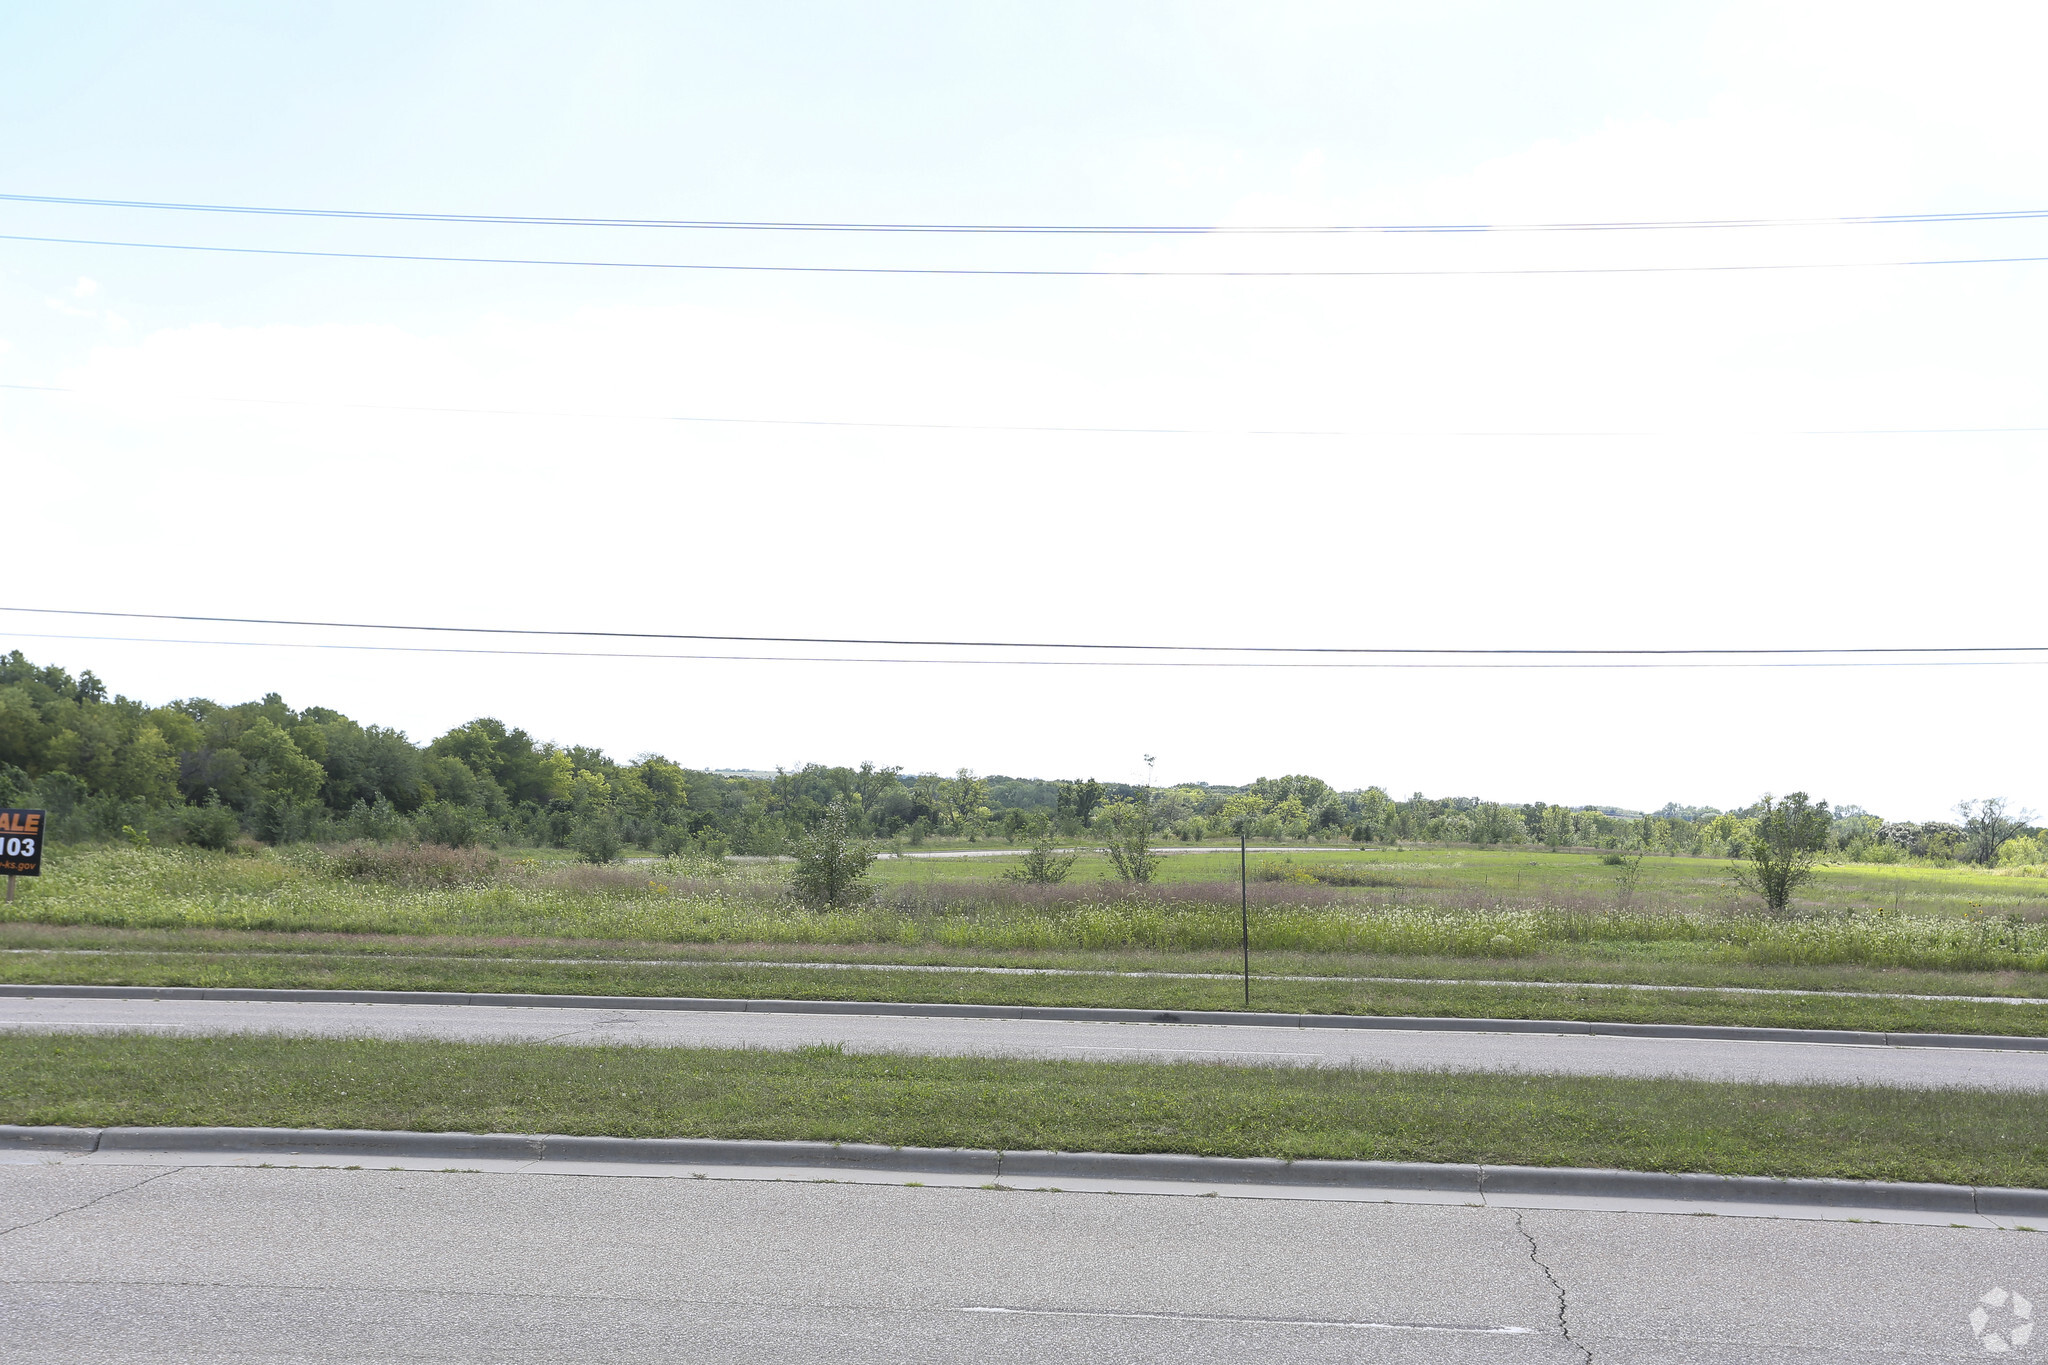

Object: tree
[790,800,877,907]
[571,814,623,863]
[1610,820,1649,905]
[183,795,240,851]
[1269,796,1308,841]
[1958,798,2034,866]
[1732,792,1832,914]
[909,771,951,829]
[1004,822,1077,884]
[1056,777,1107,827]
[851,761,902,825]
[1219,792,1266,835]
[1099,799,1160,884]
[951,768,990,835]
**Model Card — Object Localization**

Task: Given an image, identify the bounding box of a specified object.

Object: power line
[5,231,2047,279]
[9,383,2042,439]
[5,630,2044,670]
[7,191,2047,235]
[4,607,2041,658]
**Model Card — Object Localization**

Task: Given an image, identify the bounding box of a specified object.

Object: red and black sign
[0,810,45,876]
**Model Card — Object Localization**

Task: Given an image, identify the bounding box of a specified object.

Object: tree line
[0,652,2033,865]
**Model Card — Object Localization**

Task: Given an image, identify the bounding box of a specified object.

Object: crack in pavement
[1514,1211,1592,1363]
[0,1167,179,1240]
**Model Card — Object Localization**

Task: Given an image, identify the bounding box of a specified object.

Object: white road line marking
[958,1305,1532,1333]
[1040,1055,1327,1064]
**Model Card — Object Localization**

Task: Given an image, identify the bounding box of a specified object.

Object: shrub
[183,797,241,851]
[343,798,413,843]
[1004,825,1077,885]
[415,801,484,849]
[1997,835,2047,867]
[1099,800,1160,884]
[790,801,876,907]
[1732,793,1831,914]
[571,816,624,864]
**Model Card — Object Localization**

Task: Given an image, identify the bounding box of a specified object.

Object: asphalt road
[4,996,2045,1089]
[0,1157,2037,1362]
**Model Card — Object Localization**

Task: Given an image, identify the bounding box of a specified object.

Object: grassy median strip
[4,947,2045,1036]
[3,1033,2046,1188]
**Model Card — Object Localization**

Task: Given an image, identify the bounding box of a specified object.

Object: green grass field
[4,843,2044,1033]
[864,842,2048,917]
[5,1033,2043,1188]
[6,935,2045,1033]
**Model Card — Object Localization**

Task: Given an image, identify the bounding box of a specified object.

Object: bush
[571,816,624,864]
[183,797,241,851]
[1997,835,2047,867]
[415,802,484,849]
[343,798,413,843]
[790,801,875,907]
[251,795,323,845]
[1004,825,1077,885]
[1099,801,1160,884]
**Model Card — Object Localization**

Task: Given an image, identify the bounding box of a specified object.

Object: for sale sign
[0,810,45,876]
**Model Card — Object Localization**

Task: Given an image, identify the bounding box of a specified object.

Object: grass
[4,1032,2044,1188]
[12,845,2048,971]
[4,932,2045,1035]
[4,843,2045,1034]
[868,842,2048,917]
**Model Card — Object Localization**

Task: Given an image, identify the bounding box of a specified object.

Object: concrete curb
[3,1124,2044,1219]
[2,982,2043,1051]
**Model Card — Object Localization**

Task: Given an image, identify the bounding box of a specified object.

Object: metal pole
[1239,830,1249,1008]
[5,875,13,904]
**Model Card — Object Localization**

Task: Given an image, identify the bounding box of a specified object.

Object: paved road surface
[0,1156,2037,1362]
[4,996,2044,1089]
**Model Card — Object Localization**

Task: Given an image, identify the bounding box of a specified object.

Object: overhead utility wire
[6,191,2046,234]
[10,383,2040,438]
[4,632,2042,671]
[4,232,2046,278]
[4,607,2040,658]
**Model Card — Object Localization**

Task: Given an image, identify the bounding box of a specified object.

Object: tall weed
[6,847,2047,973]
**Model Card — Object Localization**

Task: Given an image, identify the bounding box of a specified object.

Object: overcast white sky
[1,2,2043,818]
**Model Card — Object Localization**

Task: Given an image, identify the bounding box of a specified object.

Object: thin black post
[1239,830,1249,1007]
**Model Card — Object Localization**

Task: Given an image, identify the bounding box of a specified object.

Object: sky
[1,1,2044,819]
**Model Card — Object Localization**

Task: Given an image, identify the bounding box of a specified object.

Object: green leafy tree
[183,795,241,851]
[1099,799,1160,883]
[1219,793,1266,834]
[851,761,903,816]
[1056,777,1107,827]
[1610,822,1649,905]
[236,718,327,806]
[1958,798,2033,866]
[1732,792,1832,914]
[952,768,990,835]
[416,800,484,848]
[571,814,623,863]
[909,772,951,829]
[790,800,877,907]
